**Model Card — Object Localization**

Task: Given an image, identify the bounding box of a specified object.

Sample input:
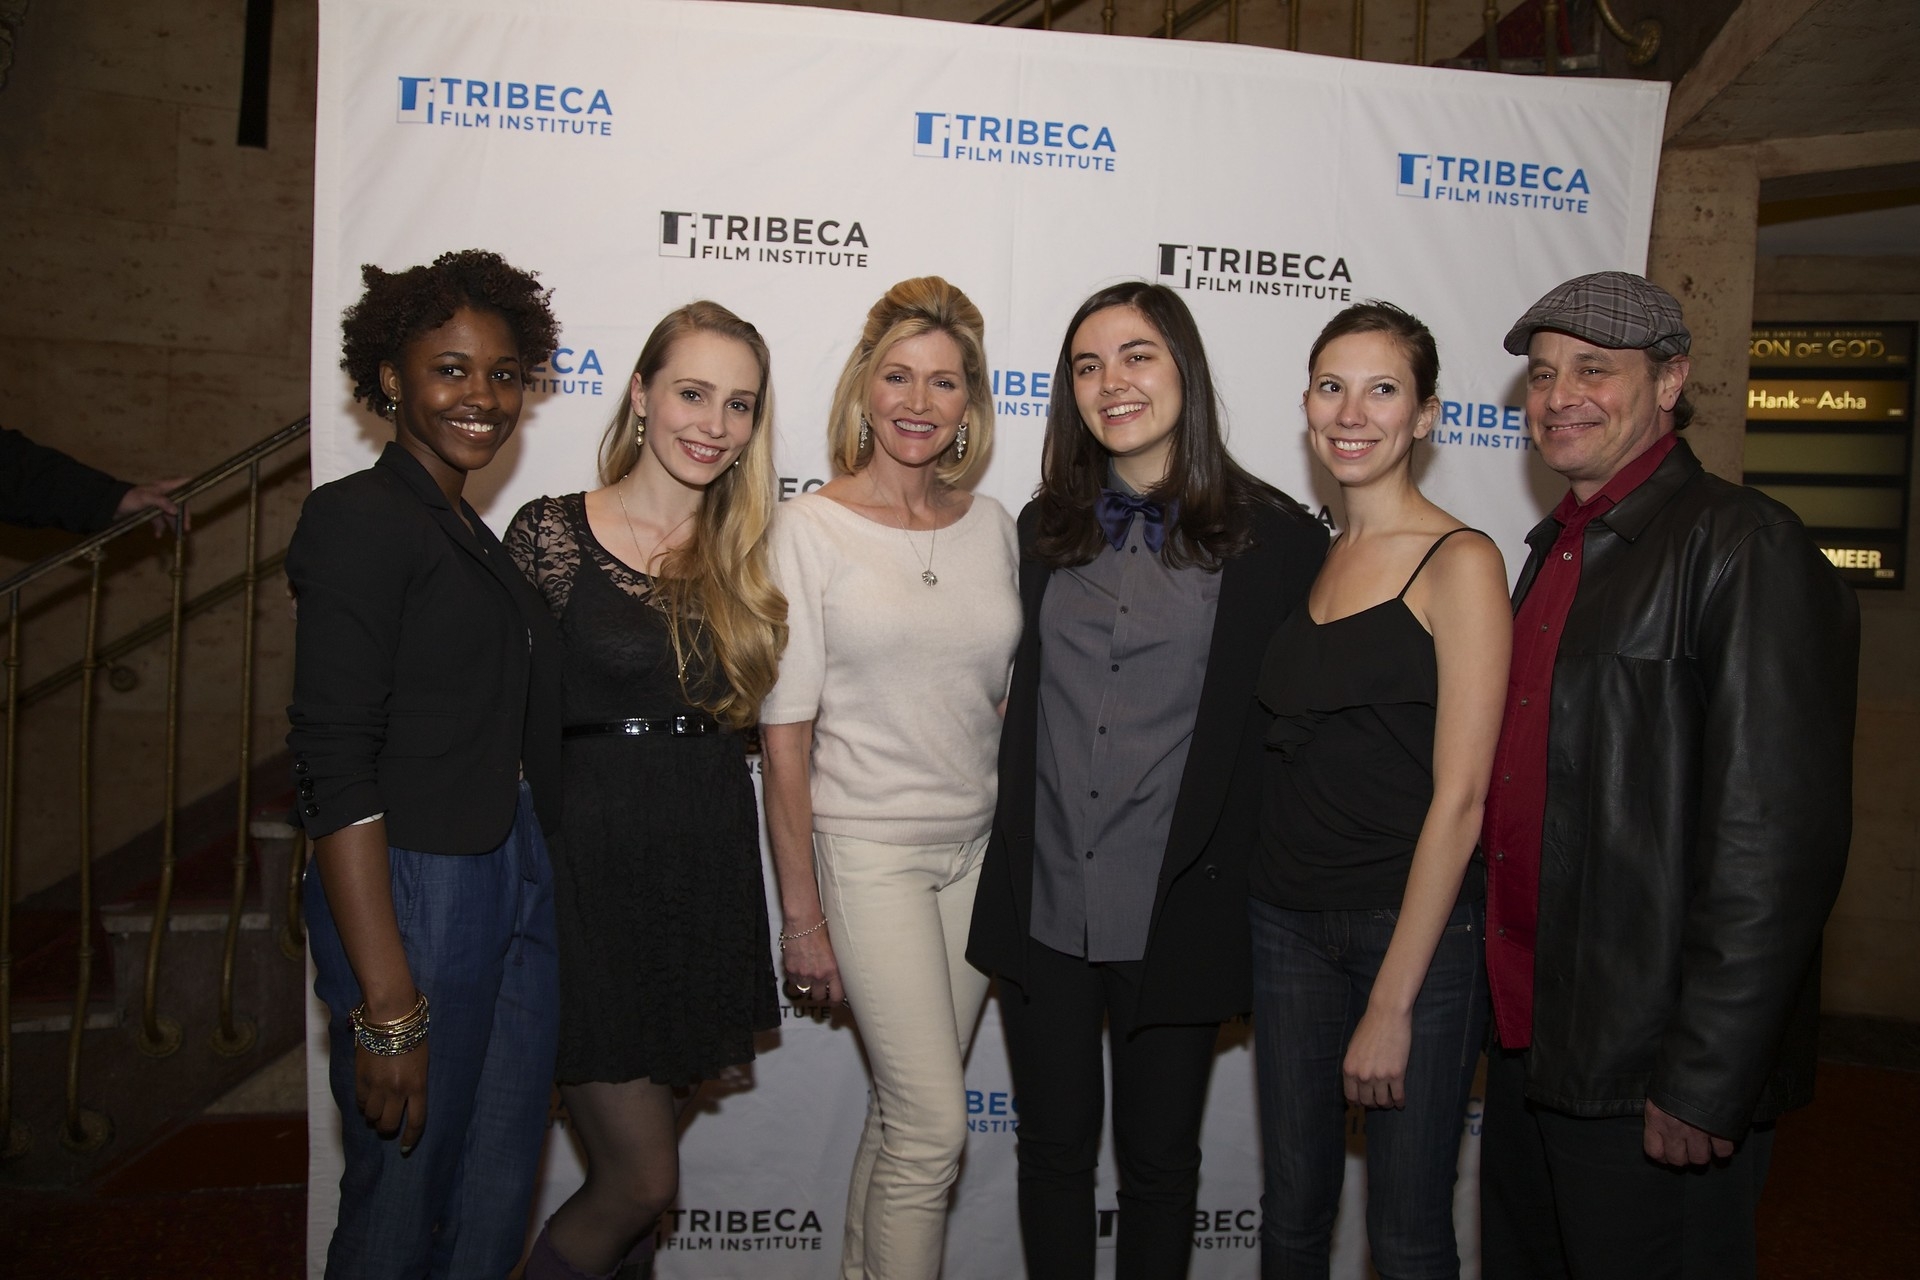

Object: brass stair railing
[0,414,310,1158]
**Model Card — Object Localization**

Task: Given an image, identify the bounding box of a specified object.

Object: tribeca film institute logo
[658,211,871,270]
[395,75,614,137]
[913,111,1118,173]
[1395,150,1591,214]
[1155,242,1354,302]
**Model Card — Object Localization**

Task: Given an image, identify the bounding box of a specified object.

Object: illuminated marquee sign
[1746,324,1914,589]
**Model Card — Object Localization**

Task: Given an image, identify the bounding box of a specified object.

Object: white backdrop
[305,2,1666,1275]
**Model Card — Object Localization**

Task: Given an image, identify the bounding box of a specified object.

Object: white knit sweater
[762,491,1020,845]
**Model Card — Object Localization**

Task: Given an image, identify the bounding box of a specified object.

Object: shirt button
[1120,606,1129,614]
[1110,664,1119,672]
[1085,850,1094,861]
[1090,790,1099,799]
[1540,623,1549,631]
[304,804,320,818]
[1502,773,1511,782]
[1497,927,1508,937]
[1495,851,1506,861]
[1562,551,1573,560]
[1098,726,1107,735]
[1520,698,1529,706]
[1130,546,1139,554]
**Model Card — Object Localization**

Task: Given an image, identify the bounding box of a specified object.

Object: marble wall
[0,0,316,897]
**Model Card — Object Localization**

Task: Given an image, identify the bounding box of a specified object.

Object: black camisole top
[1252,528,1489,911]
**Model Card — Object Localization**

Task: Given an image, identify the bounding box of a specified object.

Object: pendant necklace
[903,521,938,587]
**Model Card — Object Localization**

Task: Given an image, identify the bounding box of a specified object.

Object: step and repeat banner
[306,1,1667,1274]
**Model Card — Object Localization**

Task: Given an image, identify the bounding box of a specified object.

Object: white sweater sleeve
[761,501,828,726]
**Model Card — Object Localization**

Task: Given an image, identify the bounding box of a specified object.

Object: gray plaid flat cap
[1503,271,1691,358]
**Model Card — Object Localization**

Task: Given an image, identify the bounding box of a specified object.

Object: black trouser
[1481,1043,1775,1280]
[997,939,1222,1280]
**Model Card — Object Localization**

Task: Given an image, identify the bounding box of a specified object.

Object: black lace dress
[505,493,778,1087]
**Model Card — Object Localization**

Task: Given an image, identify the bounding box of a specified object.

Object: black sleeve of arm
[1649,519,1860,1137]
[285,482,416,839]
[0,427,133,533]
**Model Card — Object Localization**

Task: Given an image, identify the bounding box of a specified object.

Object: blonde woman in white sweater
[761,277,1020,1280]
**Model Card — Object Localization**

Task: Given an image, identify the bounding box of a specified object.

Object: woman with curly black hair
[289,248,566,1278]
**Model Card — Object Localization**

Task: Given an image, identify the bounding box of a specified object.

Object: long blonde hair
[825,277,994,486]
[598,302,787,729]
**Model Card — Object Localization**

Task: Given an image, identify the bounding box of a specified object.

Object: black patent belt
[564,714,720,739]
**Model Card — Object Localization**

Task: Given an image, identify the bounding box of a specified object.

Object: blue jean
[1249,897,1488,1280]
[307,784,559,1280]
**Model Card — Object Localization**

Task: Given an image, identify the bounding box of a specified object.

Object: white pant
[813,830,992,1280]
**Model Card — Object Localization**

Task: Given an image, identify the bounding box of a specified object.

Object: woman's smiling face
[381,305,524,496]
[1303,329,1435,487]
[1069,305,1184,487]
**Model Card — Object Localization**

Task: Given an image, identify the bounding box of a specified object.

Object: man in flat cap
[1478,271,1858,1278]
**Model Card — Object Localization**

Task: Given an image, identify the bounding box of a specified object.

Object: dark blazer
[968,496,1327,1025]
[0,426,133,533]
[285,442,563,852]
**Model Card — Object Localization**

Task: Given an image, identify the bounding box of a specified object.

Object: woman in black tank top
[1249,303,1511,1279]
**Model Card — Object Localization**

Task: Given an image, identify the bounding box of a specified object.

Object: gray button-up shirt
[1030,499,1220,962]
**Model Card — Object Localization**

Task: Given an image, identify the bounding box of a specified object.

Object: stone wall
[0,0,316,898]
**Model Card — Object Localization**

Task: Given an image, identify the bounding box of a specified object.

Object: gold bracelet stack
[350,992,430,1056]
[777,917,828,951]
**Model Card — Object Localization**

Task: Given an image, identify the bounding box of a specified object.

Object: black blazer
[285,443,563,852]
[968,496,1326,1025]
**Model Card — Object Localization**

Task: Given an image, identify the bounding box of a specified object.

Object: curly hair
[339,249,560,416]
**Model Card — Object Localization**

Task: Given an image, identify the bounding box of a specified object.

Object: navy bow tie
[1096,489,1169,553]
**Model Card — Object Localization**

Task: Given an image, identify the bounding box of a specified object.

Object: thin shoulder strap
[1397,527,1484,599]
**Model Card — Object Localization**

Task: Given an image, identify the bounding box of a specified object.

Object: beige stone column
[1647,147,1760,483]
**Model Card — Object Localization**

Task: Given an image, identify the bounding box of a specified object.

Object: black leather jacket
[1514,439,1858,1139]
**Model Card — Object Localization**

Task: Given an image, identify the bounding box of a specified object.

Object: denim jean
[307,783,559,1280]
[1249,897,1488,1280]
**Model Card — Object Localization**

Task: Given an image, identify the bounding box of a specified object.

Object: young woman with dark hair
[506,301,787,1280]
[290,248,565,1277]
[967,281,1327,1279]
[1250,301,1508,1278]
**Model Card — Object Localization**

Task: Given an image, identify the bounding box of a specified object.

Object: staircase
[2,418,312,1188]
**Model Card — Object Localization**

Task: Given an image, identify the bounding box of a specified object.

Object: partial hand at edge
[780,926,846,1007]
[115,478,189,537]
[356,1038,429,1153]
[1343,1005,1412,1109]
[1643,1098,1735,1166]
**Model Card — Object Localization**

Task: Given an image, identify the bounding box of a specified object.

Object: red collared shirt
[1482,431,1678,1048]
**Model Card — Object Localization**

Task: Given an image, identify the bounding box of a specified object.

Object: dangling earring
[858,415,871,453]
[954,421,969,462]
[635,415,647,449]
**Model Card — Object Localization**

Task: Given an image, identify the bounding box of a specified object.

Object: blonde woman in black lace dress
[506,302,787,1280]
